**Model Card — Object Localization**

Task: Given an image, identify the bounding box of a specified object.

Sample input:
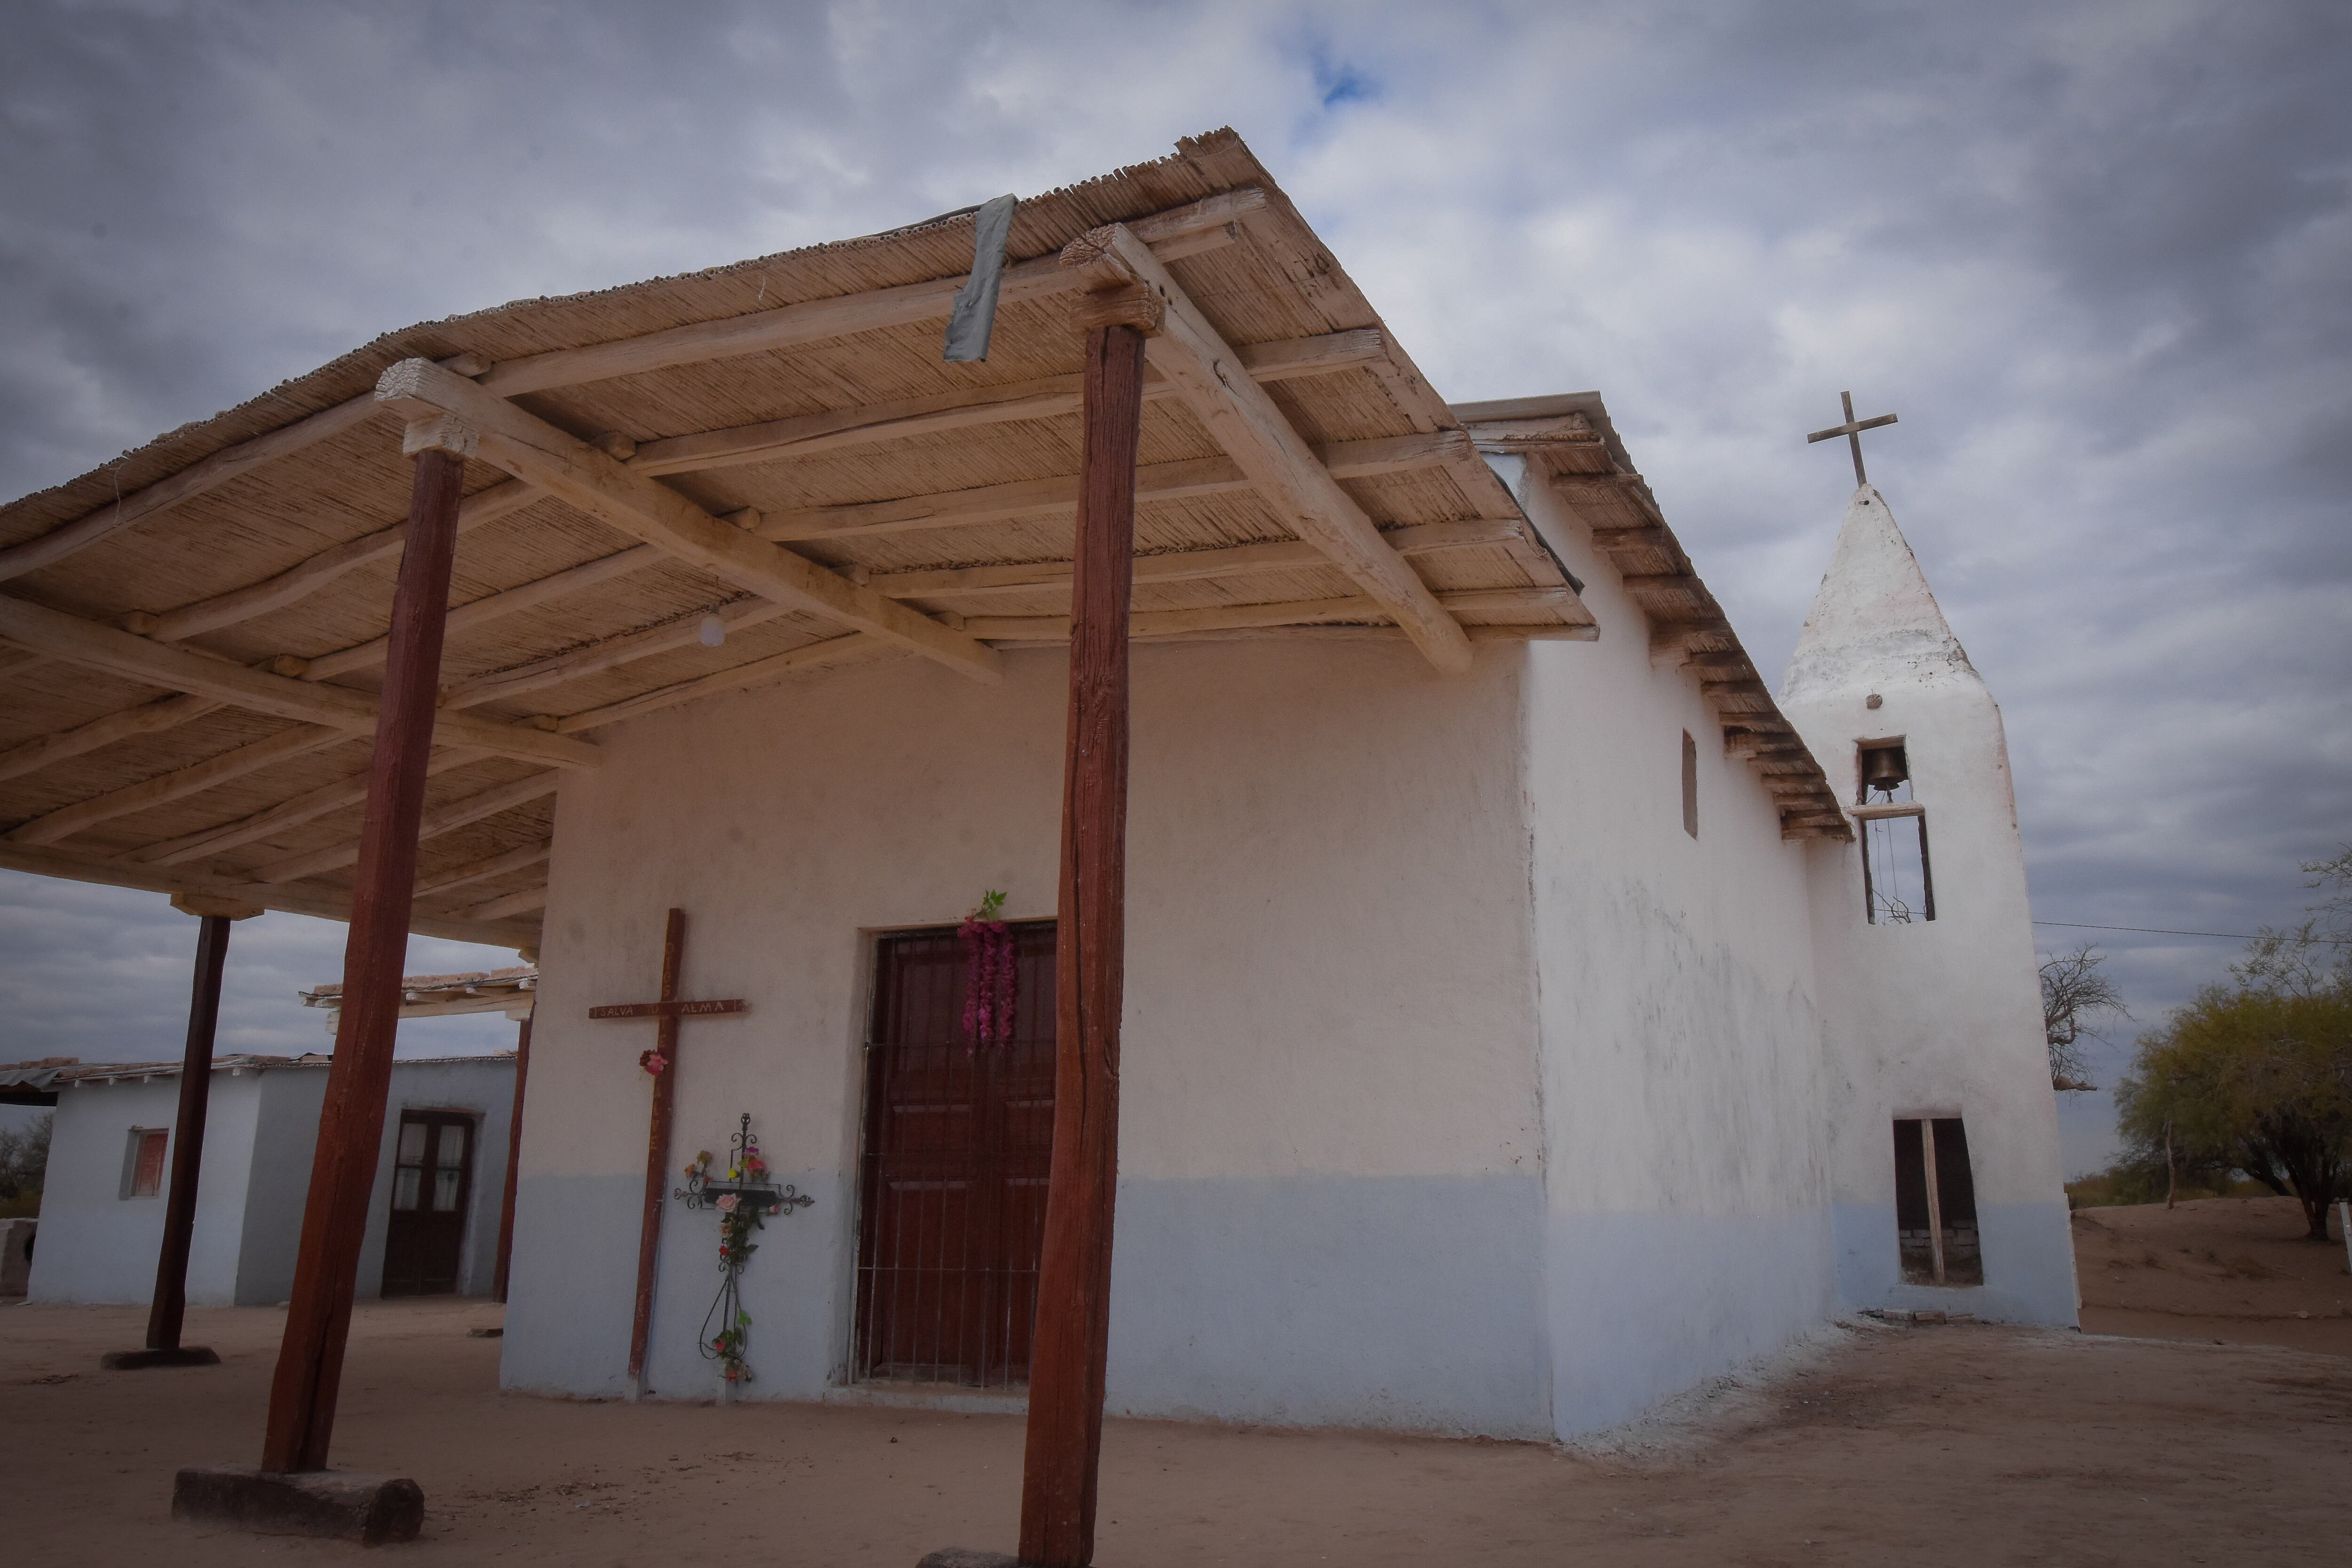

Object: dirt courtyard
[5,1201,2349,1566]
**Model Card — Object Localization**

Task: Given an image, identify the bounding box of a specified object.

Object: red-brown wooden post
[628,907,688,1394]
[492,1010,533,1303]
[1018,301,1148,1567]
[107,898,256,1370]
[260,424,469,1474]
[148,911,230,1354]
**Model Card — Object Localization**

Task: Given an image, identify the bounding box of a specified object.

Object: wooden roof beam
[8,724,350,847]
[0,353,488,584]
[627,330,1386,479]
[128,746,489,868]
[374,359,1003,685]
[0,692,222,785]
[414,838,550,898]
[472,189,1266,397]
[552,634,875,735]
[961,586,1581,643]
[250,770,558,886]
[868,519,1527,602]
[1064,225,1472,675]
[144,479,541,644]
[0,840,535,948]
[0,595,597,769]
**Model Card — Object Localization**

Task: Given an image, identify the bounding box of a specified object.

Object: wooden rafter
[373,358,1003,685]
[250,770,558,885]
[0,840,534,948]
[1065,225,1472,674]
[128,747,487,868]
[414,838,550,897]
[0,595,598,769]
[471,189,1267,397]
[960,586,1584,644]
[8,724,349,847]
[146,480,541,644]
[0,693,221,784]
[553,634,874,735]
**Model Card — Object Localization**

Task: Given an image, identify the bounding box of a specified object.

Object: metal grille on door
[854,923,1056,1387]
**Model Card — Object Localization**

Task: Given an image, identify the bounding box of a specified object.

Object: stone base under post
[173,1465,424,1546]
[100,1346,221,1370]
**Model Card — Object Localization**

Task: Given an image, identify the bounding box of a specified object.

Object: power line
[2033,920,2351,945]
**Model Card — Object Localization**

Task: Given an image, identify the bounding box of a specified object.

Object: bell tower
[1779,465,2077,1325]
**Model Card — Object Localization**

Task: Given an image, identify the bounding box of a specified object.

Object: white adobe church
[0,131,2072,1447]
[501,459,2074,1440]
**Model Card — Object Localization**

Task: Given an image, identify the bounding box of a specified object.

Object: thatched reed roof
[0,129,1839,954]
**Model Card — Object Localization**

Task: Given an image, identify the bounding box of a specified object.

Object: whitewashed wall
[1510,460,1840,1438]
[1780,487,2077,1325]
[28,1073,260,1306]
[503,634,1551,1434]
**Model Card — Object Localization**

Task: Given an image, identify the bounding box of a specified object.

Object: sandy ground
[2,1200,2347,1566]
[2072,1195,2352,1355]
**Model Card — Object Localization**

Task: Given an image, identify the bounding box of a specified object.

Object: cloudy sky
[2,0,2346,1170]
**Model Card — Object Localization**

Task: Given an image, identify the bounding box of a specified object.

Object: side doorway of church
[854,922,1057,1387]
[382,1110,477,1296]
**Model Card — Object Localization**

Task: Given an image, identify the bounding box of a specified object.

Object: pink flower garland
[959,914,1016,1050]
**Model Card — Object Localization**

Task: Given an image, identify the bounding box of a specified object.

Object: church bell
[1860,742,1909,798]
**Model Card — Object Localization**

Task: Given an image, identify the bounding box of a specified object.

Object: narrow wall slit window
[1680,730,1699,839]
[1892,1117,1981,1286]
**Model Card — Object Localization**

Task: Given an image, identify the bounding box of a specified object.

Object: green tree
[2117,981,2352,1240]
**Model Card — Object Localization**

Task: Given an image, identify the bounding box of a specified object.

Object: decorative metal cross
[674,1112,815,1397]
[588,906,747,1397]
[1806,391,1899,486]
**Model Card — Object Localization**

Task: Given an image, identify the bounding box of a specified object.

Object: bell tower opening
[1858,739,1934,924]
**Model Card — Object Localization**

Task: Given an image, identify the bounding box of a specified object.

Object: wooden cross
[588,906,747,1396]
[1806,390,1898,486]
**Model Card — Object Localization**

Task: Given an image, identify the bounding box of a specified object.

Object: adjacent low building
[17,1027,518,1307]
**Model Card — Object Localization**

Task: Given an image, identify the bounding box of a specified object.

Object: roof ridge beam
[0,594,597,768]
[1062,225,1472,674]
[473,189,1266,398]
[374,358,1002,685]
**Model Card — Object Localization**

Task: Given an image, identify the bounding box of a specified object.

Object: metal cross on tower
[1806,391,1898,486]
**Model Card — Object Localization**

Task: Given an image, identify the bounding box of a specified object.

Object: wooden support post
[493,1011,533,1303]
[260,427,469,1475]
[148,911,230,1354]
[103,900,254,1370]
[1921,1118,1947,1287]
[1018,316,1145,1568]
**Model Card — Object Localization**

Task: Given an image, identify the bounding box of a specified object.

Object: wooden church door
[381,1111,476,1296]
[854,922,1056,1386]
